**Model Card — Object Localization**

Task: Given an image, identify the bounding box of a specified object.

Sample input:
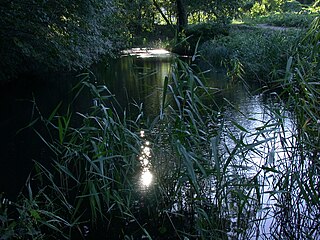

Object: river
[0,49,301,238]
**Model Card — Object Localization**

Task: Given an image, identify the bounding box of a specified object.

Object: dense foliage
[3,0,316,81]
[0,0,252,81]
[198,1,319,83]
[249,12,317,28]
[199,27,302,82]
[187,0,246,23]
[0,0,125,81]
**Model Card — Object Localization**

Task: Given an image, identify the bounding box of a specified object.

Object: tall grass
[270,17,320,239]
[252,16,320,239]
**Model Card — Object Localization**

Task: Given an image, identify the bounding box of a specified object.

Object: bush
[248,12,316,28]
[173,22,229,55]
[250,2,269,16]
[200,28,302,82]
[0,0,127,82]
[199,39,230,67]
[281,0,304,12]
[186,22,229,40]
[270,12,314,27]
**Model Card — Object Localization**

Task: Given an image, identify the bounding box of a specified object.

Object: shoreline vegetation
[1,1,320,239]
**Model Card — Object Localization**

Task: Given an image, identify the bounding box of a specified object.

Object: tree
[152,0,172,26]
[115,0,157,34]
[176,0,188,32]
[0,0,125,81]
[187,0,246,23]
[153,0,246,30]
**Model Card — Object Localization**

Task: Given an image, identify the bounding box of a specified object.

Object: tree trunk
[176,0,187,32]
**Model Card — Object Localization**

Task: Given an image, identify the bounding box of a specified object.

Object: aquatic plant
[260,16,320,239]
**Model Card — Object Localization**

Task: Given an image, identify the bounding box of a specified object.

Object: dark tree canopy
[0,0,125,80]
[116,0,246,33]
[0,0,272,81]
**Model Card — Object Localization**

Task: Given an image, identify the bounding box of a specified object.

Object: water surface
[0,51,295,239]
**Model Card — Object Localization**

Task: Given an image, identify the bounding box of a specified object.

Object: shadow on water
[0,51,173,200]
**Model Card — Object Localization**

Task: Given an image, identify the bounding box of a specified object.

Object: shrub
[186,22,229,40]
[199,28,302,82]
[281,0,304,12]
[247,12,316,28]
[173,22,230,55]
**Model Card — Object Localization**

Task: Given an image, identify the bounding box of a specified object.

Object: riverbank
[131,13,314,85]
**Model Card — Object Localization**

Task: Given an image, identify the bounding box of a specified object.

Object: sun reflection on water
[141,169,153,187]
[139,130,153,188]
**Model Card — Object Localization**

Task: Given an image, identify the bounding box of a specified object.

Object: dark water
[0,51,289,202]
[0,74,89,199]
[93,53,173,116]
[0,53,173,199]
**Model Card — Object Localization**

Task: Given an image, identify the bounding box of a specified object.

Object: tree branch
[152,0,173,27]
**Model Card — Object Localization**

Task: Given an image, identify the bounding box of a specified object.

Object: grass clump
[1,75,147,239]
[264,17,320,239]
[0,55,262,239]
[276,17,320,151]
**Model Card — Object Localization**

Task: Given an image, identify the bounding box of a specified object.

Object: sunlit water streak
[138,130,153,189]
[121,48,171,58]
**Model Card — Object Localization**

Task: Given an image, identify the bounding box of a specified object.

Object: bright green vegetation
[241,3,320,28]
[199,7,319,83]
[196,0,320,83]
[245,11,318,28]
[1,17,320,239]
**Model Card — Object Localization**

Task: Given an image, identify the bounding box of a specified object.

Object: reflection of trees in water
[94,55,172,117]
